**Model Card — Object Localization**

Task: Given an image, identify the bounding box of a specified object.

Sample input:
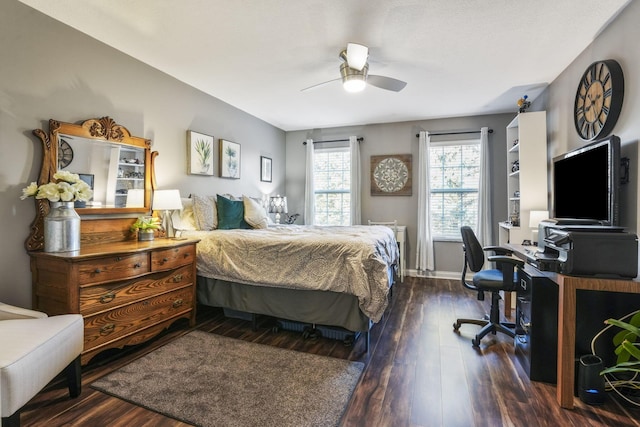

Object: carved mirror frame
[26,117,157,251]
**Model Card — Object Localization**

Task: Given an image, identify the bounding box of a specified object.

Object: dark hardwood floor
[20,277,640,426]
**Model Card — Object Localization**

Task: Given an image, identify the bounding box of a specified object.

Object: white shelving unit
[499,111,548,245]
[115,147,145,208]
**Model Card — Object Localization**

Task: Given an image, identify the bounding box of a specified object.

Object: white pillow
[243,195,269,229]
[248,196,275,224]
[171,198,197,231]
[192,194,218,230]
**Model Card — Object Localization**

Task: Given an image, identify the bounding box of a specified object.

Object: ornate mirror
[26,117,157,250]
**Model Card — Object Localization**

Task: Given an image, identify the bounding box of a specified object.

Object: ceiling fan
[302,43,407,93]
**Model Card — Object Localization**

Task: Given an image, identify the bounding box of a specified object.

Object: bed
[175,195,399,350]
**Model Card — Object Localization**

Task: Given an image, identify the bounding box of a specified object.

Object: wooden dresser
[29,238,199,365]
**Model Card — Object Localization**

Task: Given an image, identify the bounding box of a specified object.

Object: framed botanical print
[220,139,241,179]
[370,154,412,196]
[260,156,272,182]
[187,130,214,175]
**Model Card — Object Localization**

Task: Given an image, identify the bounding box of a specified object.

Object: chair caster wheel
[472,337,481,348]
[453,322,460,331]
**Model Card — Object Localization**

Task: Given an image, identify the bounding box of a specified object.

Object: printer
[535,219,638,278]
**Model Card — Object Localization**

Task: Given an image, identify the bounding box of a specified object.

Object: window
[313,146,351,226]
[429,140,480,239]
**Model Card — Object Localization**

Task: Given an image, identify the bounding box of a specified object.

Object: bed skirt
[196,276,372,332]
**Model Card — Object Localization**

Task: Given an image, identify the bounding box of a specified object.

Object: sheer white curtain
[477,127,492,247]
[416,131,435,271]
[349,136,361,225]
[304,139,315,225]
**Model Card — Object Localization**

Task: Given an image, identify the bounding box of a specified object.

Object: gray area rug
[91,330,364,427]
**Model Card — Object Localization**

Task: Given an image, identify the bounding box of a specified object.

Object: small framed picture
[75,173,94,208]
[260,156,272,182]
[187,130,214,176]
[220,139,241,179]
[78,173,94,191]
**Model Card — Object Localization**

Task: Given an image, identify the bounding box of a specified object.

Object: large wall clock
[58,139,74,169]
[574,59,624,141]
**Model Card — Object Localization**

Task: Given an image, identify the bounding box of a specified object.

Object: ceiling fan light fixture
[301,43,406,93]
[340,62,368,93]
[343,75,366,92]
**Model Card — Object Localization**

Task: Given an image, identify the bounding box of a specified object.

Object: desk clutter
[528,218,638,279]
[511,245,640,409]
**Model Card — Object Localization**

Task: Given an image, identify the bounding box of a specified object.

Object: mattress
[184,224,398,322]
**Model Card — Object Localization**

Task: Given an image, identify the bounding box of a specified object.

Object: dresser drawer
[77,253,150,285]
[151,244,195,271]
[79,265,194,316]
[83,286,193,351]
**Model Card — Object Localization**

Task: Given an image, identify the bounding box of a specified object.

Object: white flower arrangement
[21,171,93,202]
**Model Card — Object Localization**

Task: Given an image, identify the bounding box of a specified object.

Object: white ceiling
[19,0,631,131]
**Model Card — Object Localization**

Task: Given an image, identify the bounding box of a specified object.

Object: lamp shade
[529,210,549,228]
[346,42,369,71]
[152,189,183,211]
[268,195,288,214]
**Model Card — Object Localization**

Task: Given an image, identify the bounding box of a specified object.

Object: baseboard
[407,269,460,280]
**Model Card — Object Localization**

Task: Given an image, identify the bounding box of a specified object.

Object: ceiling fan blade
[346,43,368,71]
[367,75,407,92]
[300,77,341,92]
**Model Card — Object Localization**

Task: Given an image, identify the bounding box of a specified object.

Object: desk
[395,226,406,282]
[507,244,640,409]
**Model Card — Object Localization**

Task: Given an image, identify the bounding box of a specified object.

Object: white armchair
[0,303,84,427]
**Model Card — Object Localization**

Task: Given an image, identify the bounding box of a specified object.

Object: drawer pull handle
[172,274,183,283]
[162,257,169,263]
[173,299,184,308]
[100,323,115,334]
[94,268,102,274]
[116,256,123,261]
[183,253,190,258]
[99,292,116,304]
[133,263,141,268]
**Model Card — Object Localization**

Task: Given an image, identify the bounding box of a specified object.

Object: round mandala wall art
[370,154,412,196]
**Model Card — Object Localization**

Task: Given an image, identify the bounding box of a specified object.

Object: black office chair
[453,226,524,347]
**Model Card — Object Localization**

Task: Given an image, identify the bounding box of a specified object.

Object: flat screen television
[552,135,620,226]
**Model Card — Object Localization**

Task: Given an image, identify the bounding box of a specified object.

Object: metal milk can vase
[44,201,81,252]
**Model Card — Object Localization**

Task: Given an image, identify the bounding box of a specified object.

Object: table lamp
[269,195,288,224]
[529,210,549,246]
[152,189,183,237]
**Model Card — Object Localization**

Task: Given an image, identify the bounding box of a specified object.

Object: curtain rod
[415,129,493,138]
[302,137,364,145]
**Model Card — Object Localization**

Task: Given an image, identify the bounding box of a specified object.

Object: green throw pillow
[217,195,251,230]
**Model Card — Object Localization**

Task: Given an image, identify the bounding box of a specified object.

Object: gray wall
[540,0,639,274]
[286,1,640,276]
[1,1,285,307]
[285,113,515,274]
[5,0,640,307]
